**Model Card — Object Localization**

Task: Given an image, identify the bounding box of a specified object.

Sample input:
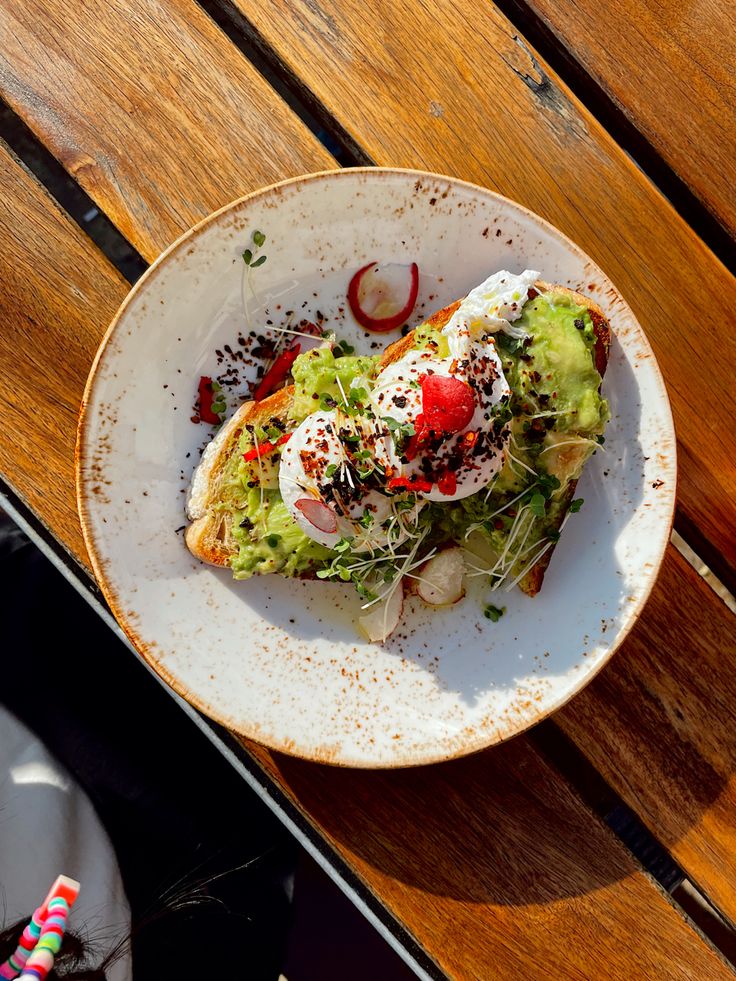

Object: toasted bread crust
[187,282,611,594]
[185,387,293,566]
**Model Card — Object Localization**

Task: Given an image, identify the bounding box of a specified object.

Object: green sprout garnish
[529,493,546,518]
[243,230,267,268]
[334,338,355,357]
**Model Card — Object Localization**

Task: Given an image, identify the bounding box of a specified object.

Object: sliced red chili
[421,374,475,434]
[436,470,457,496]
[242,432,291,462]
[403,413,429,462]
[197,376,221,425]
[243,443,274,462]
[254,344,301,401]
[387,475,433,494]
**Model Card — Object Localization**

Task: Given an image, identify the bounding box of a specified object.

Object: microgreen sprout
[242,230,267,268]
[334,338,355,357]
[210,381,226,417]
[382,416,416,451]
[529,493,546,518]
[241,229,268,330]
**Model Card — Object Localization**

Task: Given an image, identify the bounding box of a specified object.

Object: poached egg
[279,270,539,548]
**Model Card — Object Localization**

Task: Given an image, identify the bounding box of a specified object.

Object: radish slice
[348,261,419,333]
[359,580,405,642]
[416,548,466,606]
[296,321,325,352]
[295,498,337,534]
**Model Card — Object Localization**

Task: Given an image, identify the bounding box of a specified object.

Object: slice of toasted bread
[376,282,611,596]
[186,282,610,596]
[185,387,290,566]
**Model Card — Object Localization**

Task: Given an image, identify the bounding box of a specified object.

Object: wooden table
[1,1,735,976]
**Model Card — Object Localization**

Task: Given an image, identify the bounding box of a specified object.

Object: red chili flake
[387,475,433,494]
[197,376,221,425]
[421,374,475,434]
[242,432,291,462]
[436,470,457,496]
[254,344,301,401]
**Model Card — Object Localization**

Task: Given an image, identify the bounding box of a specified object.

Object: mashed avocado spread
[227,347,380,579]
[425,292,609,575]
[226,293,608,580]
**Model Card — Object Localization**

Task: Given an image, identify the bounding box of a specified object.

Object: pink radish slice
[295,498,338,534]
[347,262,419,333]
[293,320,325,353]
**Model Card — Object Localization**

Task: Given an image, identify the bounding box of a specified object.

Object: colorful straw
[0,876,80,981]
[0,907,44,979]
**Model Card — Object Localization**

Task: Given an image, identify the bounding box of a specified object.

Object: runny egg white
[278,410,420,550]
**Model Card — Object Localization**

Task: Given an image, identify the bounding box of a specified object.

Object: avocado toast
[187,273,610,636]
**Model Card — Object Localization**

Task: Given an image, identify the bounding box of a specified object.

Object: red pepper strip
[254,344,301,401]
[387,475,433,494]
[436,470,457,496]
[403,413,429,462]
[421,374,475,434]
[197,376,221,424]
[242,432,291,462]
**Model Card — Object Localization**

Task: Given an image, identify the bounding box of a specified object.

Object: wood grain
[520,0,736,238]
[1,145,730,981]
[557,546,736,924]
[246,736,732,979]
[2,4,735,971]
[233,0,736,584]
[0,142,128,569]
[0,0,333,263]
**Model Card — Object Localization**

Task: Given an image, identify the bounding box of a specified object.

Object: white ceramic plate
[77,168,676,767]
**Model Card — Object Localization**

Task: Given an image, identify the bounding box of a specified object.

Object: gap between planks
[200,0,736,281]
[491,0,736,266]
[2,44,732,604]
[2,21,732,964]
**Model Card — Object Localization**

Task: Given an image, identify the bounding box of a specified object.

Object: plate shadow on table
[254,689,729,910]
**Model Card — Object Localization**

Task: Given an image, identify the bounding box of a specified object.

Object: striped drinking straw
[0,876,80,981]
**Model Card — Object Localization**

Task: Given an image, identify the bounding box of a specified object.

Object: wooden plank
[0,147,728,981]
[0,142,128,569]
[246,737,732,980]
[232,0,736,582]
[0,0,333,263]
[557,546,736,925]
[518,0,736,238]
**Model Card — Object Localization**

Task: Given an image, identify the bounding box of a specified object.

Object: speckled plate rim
[76,166,677,768]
